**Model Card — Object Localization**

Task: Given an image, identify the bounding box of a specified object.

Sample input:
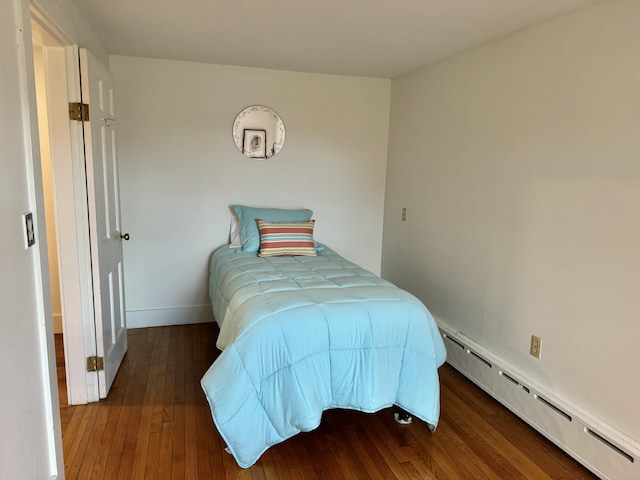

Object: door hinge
[69,102,90,121]
[86,356,104,372]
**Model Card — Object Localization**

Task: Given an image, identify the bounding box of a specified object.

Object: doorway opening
[30,7,128,410]
[30,10,100,408]
[31,18,69,405]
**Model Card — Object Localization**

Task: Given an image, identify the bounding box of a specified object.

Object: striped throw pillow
[257,219,317,257]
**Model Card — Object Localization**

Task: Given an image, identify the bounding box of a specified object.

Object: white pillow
[229,213,242,248]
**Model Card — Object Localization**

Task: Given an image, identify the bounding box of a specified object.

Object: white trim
[437,319,640,480]
[29,1,72,46]
[126,304,214,329]
[63,44,101,403]
[15,0,62,476]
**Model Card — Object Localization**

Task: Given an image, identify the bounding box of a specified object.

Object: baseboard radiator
[437,323,638,480]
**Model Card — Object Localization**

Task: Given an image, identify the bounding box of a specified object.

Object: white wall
[383,0,639,448]
[32,0,108,65]
[0,0,63,478]
[33,42,63,334]
[110,56,391,328]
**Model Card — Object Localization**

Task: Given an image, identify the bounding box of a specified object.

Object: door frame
[31,4,101,404]
[15,0,65,475]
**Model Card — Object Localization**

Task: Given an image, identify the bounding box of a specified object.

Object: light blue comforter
[201,245,446,468]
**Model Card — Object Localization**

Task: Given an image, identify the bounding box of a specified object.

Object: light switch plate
[23,212,35,248]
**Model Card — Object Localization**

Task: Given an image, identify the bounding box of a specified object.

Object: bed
[200,207,446,468]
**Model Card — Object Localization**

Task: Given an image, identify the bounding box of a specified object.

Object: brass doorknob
[120,233,130,241]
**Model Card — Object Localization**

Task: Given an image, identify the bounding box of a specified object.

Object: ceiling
[67,0,602,78]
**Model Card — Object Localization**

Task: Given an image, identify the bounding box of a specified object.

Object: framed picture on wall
[242,129,267,159]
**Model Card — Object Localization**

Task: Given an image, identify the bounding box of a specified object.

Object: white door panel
[80,48,127,397]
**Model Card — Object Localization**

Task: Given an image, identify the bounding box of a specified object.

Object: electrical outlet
[401,207,407,221]
[530,335,541,358]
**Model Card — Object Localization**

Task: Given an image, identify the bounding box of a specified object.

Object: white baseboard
[126,304,214,329]
[437,320,639,480]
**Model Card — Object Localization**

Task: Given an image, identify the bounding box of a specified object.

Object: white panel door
[80,48,128,397]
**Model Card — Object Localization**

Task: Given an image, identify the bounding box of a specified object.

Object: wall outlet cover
[23,212,35,248]
[530,335,541,359]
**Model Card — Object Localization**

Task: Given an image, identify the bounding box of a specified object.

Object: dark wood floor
[56,324,599,479]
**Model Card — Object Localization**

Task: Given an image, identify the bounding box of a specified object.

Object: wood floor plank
[76,398,116,479]
[89,369,128,479]
[130,364,158,480]
[437,407,513,479]
[171,399,186,480]
[407,417,482,480]
[56,327,599,480]
[65,404,99,479]
[116,331,153,480]
[342,427,389,480]
[343,416,399,480]
[195,387,214,479]
[163,326,177,423]
[183,382,198,480]
[489,408,595,480]
[326,427,374,480]
[143,430,162,479]
[442,382,557,480]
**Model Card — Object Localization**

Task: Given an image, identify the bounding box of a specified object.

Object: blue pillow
[232,205,313,253]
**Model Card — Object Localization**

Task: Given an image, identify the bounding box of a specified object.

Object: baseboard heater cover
[439,323,639,480]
